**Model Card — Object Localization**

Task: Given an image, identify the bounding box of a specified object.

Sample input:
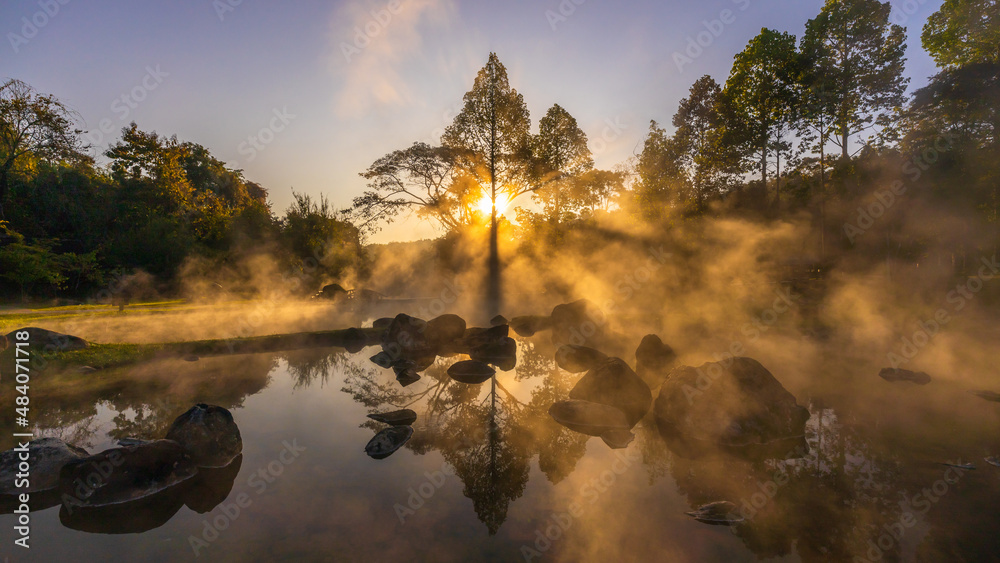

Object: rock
[341,327,369,353]
[396,369,421,387]
[548,400,634,449]
[986,457,1000,468]
[635,334,677,384]
[447,360,496,384]
[509,315,552,337]
[381,314,430,356]
[555,344,608,373]
[655,357,810,447]
[183,355,200,362]
[426,314,467,347]
[685,501,745,525]
[470,336,517,372]
[181,455,242,514]
[370,350,395,369]
[4,327,87,352]
[165,404,243,468]
[970,390,1000,402]
[365,426,414,460]
[372,317,394,331]
[367,409,418,426]
[77,365,98,373]
[461,324,509,350]
[550,300,605,347]
[58,439,197,507]
[0,438,89,495]
[570,358,652,426]
[878,368,931,385]
[490,314,509,327]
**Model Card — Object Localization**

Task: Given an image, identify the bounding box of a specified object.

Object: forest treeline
[1,0,997,302]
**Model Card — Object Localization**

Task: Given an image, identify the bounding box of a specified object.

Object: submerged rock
[0,437,89,495]
[59,487,187,534]
[569,358,652,426]
[447,360,496,384]
[165,404,242,468]
[58,439,197,508]
[548,400,634,449]
[4,327,88,352]
[635,334,677,384]
[555,344,608,373]
[878,368,931,385]
[367,409,418,426]
[685,501,744,526]
[365,426,414,460]
[509,315,552,337]
[550,300,605,347]
[655,357,809,448]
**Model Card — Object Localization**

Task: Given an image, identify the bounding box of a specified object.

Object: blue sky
[1,0,943,242]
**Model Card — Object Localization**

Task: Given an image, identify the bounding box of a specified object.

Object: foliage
[922,0,1000,68]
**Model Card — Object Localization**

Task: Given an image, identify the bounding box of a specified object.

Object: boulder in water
[365,426,414,460]
[372,317,394,331]
[0,437,89,495]
[367,409,418,426]
[878,367,931,385]
[381,314,431,356]
[655,357,809,447]
[555,344,608,373]
[181,455,242,514]
[165,404,242,468]
[426,314,467,347]
[470,336,517,372]
[490,314,509,326]
[550,300,605,347]
[509,315,552,337]
[341,327,369,353]
[58,439,197,508]
[569,357,652,426]
[448,360,496,384]
[635,334,677,384]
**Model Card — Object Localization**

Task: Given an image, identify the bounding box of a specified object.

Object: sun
[476,192,511,216]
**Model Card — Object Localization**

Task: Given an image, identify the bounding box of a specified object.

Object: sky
[1,0,944,243]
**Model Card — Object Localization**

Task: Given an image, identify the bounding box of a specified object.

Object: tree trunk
[486,67,501,319]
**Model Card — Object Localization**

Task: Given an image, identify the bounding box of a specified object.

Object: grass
[50,342,165,370]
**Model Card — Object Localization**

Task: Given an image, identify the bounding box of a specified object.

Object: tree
[801,0,908,161]
[442,53,531,315]
[530,104,594,222]
[353,142,472,233]
[282,192,364,281]
[672,75,737,212]
[724,28,799,206]
[922,0,1000,69]
[632,120,688,219]
[0,79,88,218]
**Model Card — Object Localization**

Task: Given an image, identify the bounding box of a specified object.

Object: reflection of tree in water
[340,339,594,534]
[666,400,905,562]
[282,348,352,389]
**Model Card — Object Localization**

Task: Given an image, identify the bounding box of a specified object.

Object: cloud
[331,0,455,118]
